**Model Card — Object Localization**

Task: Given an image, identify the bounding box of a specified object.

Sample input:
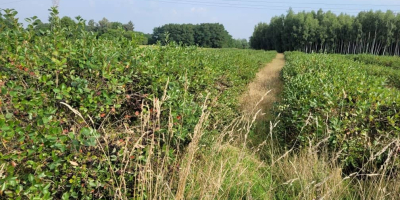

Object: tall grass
[62,57,399,199]
[82,87,400,199]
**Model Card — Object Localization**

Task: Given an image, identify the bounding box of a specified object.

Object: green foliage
[251,9,400,55]
[30,14,148,45]
[249,22,270,50]
[60,16,76,29]
[0,7,276,198]
[279,52,400,170]
[153,24,195,45]
[152,23,236,48]
[348,54,400,70]
[345,54,400,89]
[229,38,250,49]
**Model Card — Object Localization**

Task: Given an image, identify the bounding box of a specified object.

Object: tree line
[250,9,400,55]
[151,23,249,48]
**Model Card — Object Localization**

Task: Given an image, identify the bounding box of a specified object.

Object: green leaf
[5,113,13,119]
[62,192,70,200]
[1,183,6,191]
[1,126,10,132]
[28,174,34,183]
[80,127,91,136]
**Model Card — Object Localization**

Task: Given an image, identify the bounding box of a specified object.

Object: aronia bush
[0,8,276,199]
[279,52,400,171]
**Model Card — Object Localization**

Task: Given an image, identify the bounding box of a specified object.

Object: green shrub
[348,54,400,70]
[0,8,276,198]
[279,52,400,170]
[345,54,400,89]
[359,64,400,89]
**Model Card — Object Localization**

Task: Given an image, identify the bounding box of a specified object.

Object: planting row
[279,52,400,170]
[344,54,400,89]
[348,54,400,70]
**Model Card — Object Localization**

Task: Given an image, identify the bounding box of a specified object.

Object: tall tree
[87,19,97,32]
[60,16,75,29]
[152,23,233,48]
[98,17,110,34]
[124,21,134,31]
[250,9,400,55]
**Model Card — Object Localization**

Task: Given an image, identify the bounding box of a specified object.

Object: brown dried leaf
[69,161,79,166]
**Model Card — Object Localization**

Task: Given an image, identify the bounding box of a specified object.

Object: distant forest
[250,9,400,55]
[152,23,249,48]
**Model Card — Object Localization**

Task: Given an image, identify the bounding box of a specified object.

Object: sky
[2,0,400,39]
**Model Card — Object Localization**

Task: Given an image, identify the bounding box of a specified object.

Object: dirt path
[239,53,285,120]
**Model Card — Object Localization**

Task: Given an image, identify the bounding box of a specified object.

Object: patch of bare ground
[239,53,285,119]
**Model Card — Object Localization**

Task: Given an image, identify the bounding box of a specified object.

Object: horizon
[2,0,400,39]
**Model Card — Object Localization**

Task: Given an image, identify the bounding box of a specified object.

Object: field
[0,9,278,199]
[2,7,400,200]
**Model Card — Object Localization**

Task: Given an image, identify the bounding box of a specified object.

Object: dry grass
[176,94,211,200]
[270,144,352,199]
[239,53,285,120]
[267,139,400,200]
[76,91,400,200]
[184,102,271,200]
[186,144,269,199]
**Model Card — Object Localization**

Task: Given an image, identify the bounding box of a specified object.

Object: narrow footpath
[239,53,285,120]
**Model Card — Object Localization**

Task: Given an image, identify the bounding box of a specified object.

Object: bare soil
[239,53,285,120]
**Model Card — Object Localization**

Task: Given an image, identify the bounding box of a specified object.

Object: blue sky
[2,0,400,39]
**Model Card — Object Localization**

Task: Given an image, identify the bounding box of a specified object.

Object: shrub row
[345,54,400,89]
[360,64,400,89]
[279,52,400,170]
[348,54,400,70]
